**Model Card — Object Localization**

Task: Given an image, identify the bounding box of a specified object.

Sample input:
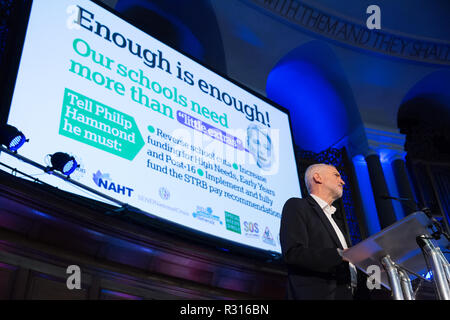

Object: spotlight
[0,124,28,151]
[49,152,78,176]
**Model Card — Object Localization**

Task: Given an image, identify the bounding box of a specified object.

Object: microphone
[380,194,419,212]
[381,194,450,242]
[380,195,415,202]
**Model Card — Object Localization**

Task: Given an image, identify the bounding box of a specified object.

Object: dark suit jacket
[280,196,355,300]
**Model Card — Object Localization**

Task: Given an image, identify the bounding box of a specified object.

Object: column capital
[389,152,407,163]
[365,126,406,154]
[363,148,379,158]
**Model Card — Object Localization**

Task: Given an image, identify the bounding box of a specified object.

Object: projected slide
[3,0,301,253]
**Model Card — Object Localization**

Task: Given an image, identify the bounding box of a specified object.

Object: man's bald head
[304,164,334,193]
[304,164,345,204]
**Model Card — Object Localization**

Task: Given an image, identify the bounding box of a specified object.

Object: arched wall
[398,69,450,161]
[266,40,364,153]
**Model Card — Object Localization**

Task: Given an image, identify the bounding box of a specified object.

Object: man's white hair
[304,163,334,193]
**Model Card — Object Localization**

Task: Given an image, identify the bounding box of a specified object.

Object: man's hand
[337,248,351,262]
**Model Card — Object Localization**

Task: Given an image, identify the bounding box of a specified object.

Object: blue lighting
[352,154,381,235]
[266,41,363,153]
[399,70,450,127]
[402,70,450,104]
[9,134,26,151]
[115,0,204,61]
[101,289,142,300]
[235,25,263,47]
[0,125,27,151]
[380,153,405,221]
[32,209,52,219]
[63,159,77,176]
[50,152,78,176]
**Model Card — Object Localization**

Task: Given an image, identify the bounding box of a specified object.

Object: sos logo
[243,221,259,238]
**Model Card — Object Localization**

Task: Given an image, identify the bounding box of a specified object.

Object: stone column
[364,149,397,229]
[391,154,417,215]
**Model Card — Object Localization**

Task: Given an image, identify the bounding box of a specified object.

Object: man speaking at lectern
[280,163,360,300]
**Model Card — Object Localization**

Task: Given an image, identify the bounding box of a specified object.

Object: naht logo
[93,170,134,197]
[366,5,381,30]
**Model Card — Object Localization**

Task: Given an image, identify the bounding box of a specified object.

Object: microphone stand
[382,194,450,299]
[381,195,450,242]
